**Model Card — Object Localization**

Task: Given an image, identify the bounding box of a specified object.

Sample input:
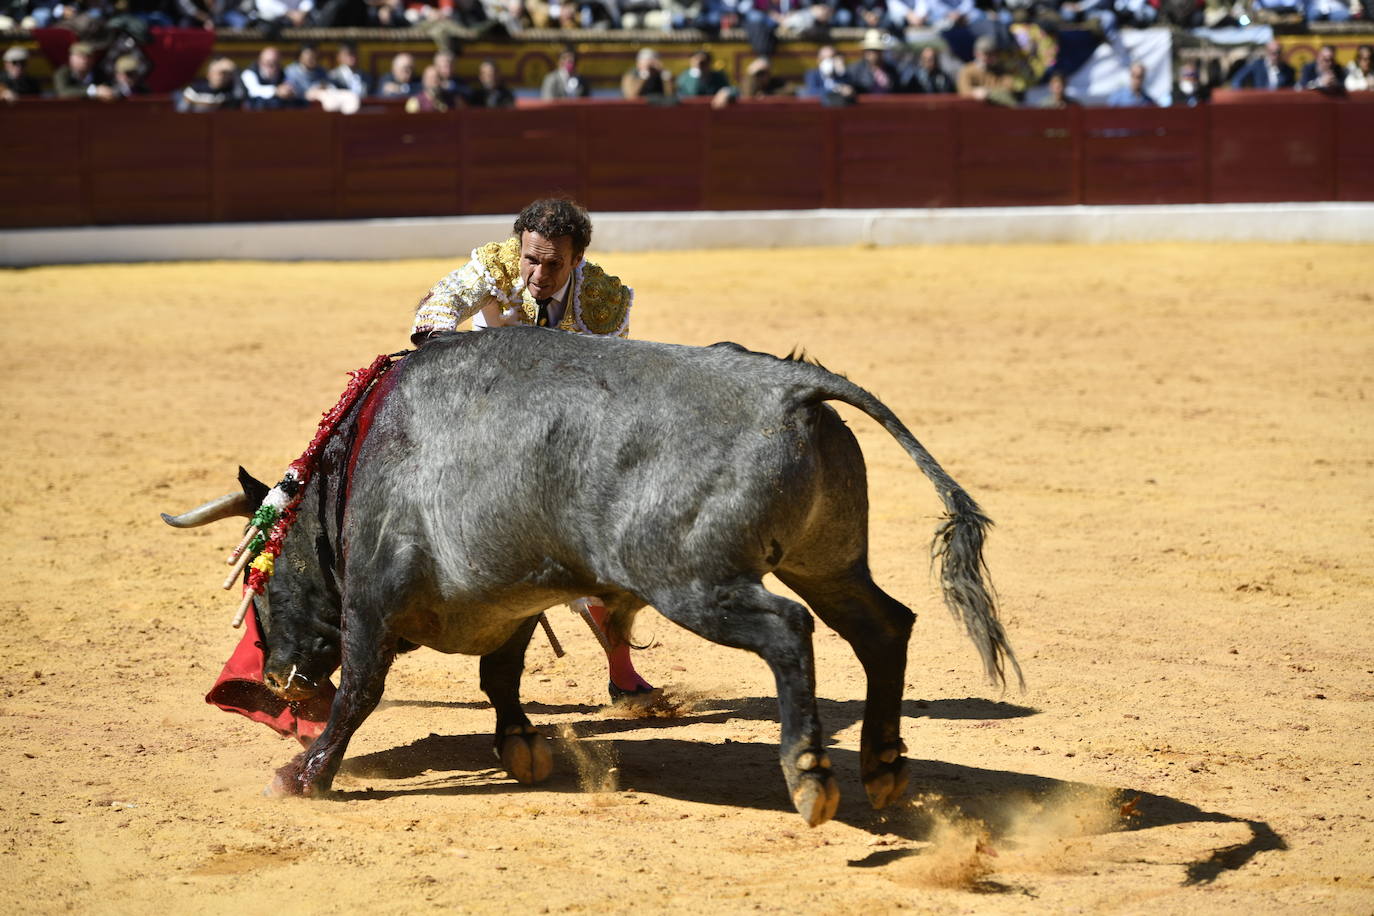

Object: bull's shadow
[378,694,1037,739]
[337,718,1282,887]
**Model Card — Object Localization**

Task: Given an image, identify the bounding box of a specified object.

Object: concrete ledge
[3,204,1372,267]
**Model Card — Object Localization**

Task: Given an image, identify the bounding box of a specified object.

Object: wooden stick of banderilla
[537,613,565,658]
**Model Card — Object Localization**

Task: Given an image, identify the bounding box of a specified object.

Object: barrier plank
[704,106,827,210]
[337,113,462,218]
[1209,101,1336,202]
[84,103,213,224]
[1082,107,1206,205]
[834,103,960,208]
[211,109,338,221]
[0,105,87,227]
[579,105,708,212]
[1335,96,1374,202]
[956,108,1078,207]
[460,108,583,214]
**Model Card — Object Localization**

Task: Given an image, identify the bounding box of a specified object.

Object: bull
[164,328,1021,826]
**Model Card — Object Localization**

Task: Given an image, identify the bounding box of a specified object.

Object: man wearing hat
[1,46,41,101]
[848,29,899,94]
[54,41,113,100]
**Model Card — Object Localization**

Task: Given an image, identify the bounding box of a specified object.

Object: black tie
[536,297,552,327]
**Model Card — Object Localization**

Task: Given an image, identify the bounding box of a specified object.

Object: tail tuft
[931,498,1024,692]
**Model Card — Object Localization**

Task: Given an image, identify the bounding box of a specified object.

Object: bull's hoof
[265,755,331,798]
[862,744,909,810]
[792,770,841,827]
[499,725,553,785]
[789,751,840,827]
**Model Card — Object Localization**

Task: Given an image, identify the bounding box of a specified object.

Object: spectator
[329,41,371,97]
[1306,0,1357,18]
[901,45,955,94]
[739,55,790,97]
[1059,0,1119,37]
[250,0,315,27]
[179,55,244,111]
[957,35,1017,106]
[619,0,664,28]
[2,46,41,101]
[1230,40,1296,90]
[621,47,674,99]
[1036,69,1078,107]
[851,0,896,33]
[1173,62,1209,106]
[802,44,856,103]
[109,54,148,98]
[53,42,111,100]
[405,64,457,111]
[285,42,330,97]
[888,0,983,33]
[1106,62,1158,107]
[371,0,407,24]
[677,48,734,107]
[541,47,590,99]
[1346,44,1372,93]
[1298,44,1346,95]
[849,29,899,94]
[433,50,468,100]
[469,58,515,107]
[241,46,303,109]
[377,52,420,98]
[450,0,493,27]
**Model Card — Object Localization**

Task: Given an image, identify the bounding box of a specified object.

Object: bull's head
[163,468,343,701]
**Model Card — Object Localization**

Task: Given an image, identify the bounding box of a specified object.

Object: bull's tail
[793,360,1024,691]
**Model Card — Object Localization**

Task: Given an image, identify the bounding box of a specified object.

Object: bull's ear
[237,467,271,511]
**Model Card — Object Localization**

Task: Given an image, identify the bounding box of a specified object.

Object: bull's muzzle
[263,663,321,702]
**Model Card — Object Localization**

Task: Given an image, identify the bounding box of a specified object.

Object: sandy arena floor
[1,243,1371,914]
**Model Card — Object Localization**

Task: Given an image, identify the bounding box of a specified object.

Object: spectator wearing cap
[849,29,899,94]
[621,47,674,99]
[179,55,246,111]
[110,55,149,98]
[900,45,955,94]
[54,42,112,100]
[2,46,41,101]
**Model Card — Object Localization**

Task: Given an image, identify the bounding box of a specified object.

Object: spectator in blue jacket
[1230,40,1296,90]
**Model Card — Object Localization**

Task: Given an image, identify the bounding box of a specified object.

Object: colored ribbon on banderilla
[221,353,400,628]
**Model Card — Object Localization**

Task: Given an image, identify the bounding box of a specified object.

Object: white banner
[1068,27,1175,107]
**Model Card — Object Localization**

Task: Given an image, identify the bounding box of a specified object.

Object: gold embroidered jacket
[411,237,633,341]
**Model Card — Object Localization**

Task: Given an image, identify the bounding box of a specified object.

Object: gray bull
[166,328,1020,826]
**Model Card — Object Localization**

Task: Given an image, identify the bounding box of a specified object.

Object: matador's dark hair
[513,198,593,257]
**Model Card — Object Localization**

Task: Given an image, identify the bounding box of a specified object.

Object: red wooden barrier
[1,95,1370,230]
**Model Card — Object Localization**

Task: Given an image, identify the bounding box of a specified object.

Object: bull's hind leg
[480,616,552,785]
[777,566,914,810]
[648,579,840,827]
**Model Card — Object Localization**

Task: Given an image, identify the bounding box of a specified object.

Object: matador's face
[520,231,583,301]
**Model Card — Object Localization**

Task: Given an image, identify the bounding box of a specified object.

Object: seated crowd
[0,0,1364,36]
[1,34,1371,108]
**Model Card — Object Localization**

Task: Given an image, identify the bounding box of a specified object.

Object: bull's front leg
[270,606,397,797]
[480,615,552,785]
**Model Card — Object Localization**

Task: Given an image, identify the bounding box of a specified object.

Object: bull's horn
[160,492,250,528]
